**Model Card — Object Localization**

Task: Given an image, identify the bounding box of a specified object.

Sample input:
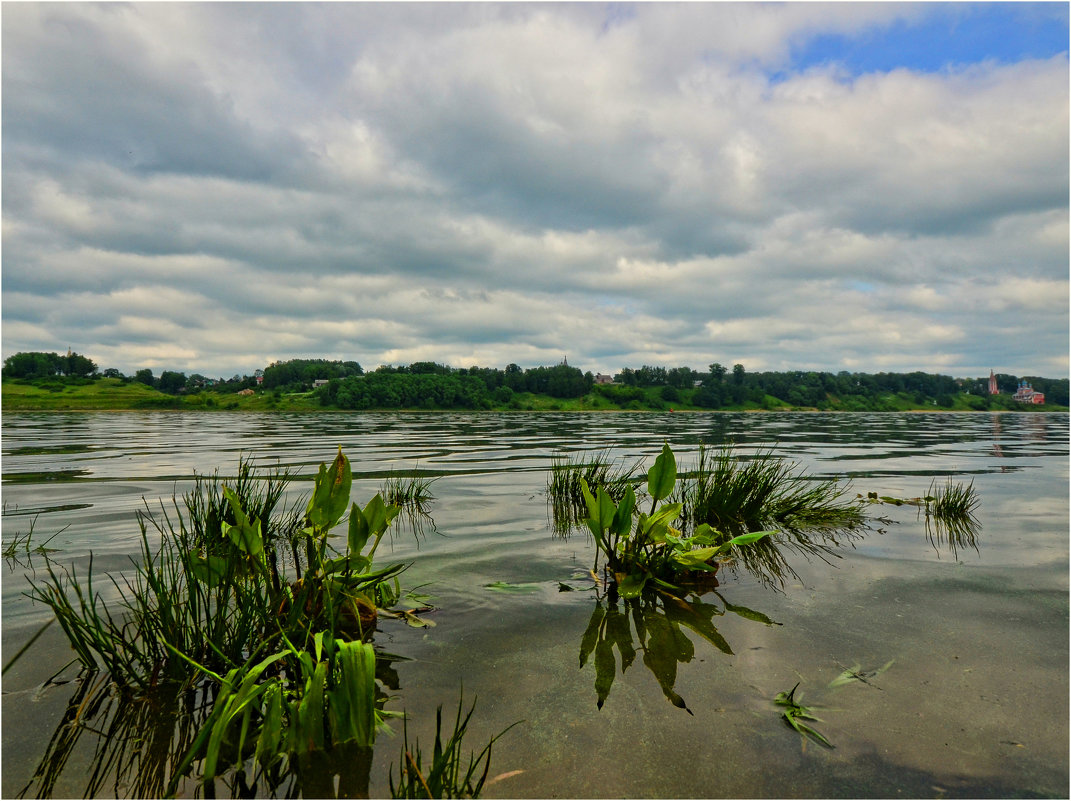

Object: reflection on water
[18,651,407,799]
[924,513,980,559]
[580,583,780,713]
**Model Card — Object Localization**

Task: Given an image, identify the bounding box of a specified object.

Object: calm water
[2,411,1068,798]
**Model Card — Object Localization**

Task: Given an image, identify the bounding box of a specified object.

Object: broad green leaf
[672,545,719,565]
[255,682,284,765]
[641,503,682,537]
[691,524,720,545]
[222,486,264,559]
[401,609,436,628]
[323,553,372,575]
[362,494,389,537]
[581,479,598,519]
[484,581,542,594]
[329,640,377,747]
[616,571,648,599]
[722,530,777,549]
[295,660,327,754]
[306,447,352,531]
[647,443,677,502]
[671,550,720,573]
[611,485,636,538]
[595,487,616,531]
[188,552,229,587]
[347,502,370,554]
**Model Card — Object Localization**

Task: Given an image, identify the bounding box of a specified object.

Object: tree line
[3,352,1067,409]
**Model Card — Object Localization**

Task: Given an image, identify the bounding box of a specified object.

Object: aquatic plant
[676,445,864,533]
[860,479,981,558]
[582,444,776,597]
[381,472,438,511]
[381,471,440,539]
[671,445,867,586]
[547,450,641,535]
[774,683,833,749]
[926,477,979,521]
[1,510,62,566]
[390,695,514,799]
[28,450,410,689]
[23,448,506,797]
[828,660,894,690]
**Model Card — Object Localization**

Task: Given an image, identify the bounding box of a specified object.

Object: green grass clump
[926,477,979,521]
[391,695,514,799]
[670,445,866,586]
[547,450,641,535]
[676,445,863,533]
[381,473,438,511]
[23,448,507,797]
[923,477,980,558]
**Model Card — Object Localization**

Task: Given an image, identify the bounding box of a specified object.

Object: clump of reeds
[676,445,864,534]
[923,477,980,558]
[2,507,63,565]
[547,450,640,535]
[381,472,438,511]
[671,445,865,587]
[27,458,308,690]
[391,695,514,799]
[926,477,979,521]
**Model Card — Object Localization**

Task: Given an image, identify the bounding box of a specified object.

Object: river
[2,411,1067,798]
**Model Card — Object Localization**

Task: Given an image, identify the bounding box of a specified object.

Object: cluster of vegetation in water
[18,450,503,798]
[3,352,1067,411]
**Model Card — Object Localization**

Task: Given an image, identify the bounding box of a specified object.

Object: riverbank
[3,377,1065,413]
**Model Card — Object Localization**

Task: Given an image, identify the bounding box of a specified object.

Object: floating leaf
[484,581,542,594]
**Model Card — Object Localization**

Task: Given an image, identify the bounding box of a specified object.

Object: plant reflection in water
[19,645,408,799]
[578,577,780,713]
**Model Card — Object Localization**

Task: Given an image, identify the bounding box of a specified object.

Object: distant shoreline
[3,376,1066,414]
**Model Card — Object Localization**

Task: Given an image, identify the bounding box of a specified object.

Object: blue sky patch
[787,3,1068,77]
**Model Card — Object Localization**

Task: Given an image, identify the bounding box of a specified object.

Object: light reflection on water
[2,412,1067,798]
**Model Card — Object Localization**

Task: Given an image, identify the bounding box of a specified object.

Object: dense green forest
[3,351,1067,411]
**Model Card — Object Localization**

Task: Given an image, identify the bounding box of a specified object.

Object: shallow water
[2,411,1067,798]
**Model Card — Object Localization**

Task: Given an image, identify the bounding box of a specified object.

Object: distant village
[990,370,1045,405]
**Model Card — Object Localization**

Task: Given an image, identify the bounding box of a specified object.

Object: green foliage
[390,695,512,799]
[263,358,363,391]
[927,477,979,521]
[774,683,833,749]
[546,450,641,535]
[3,350,96,378]
[382,473,438,511]
[158,370,187,394]
[581,444,777,597]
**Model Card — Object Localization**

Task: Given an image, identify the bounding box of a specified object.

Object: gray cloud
[2,3,1067,379]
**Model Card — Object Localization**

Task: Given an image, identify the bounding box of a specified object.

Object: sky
[3,2,1068,380]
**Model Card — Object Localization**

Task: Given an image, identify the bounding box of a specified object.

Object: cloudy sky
[3,2,1068,380]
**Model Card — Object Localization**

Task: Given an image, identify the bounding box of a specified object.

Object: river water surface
[2,412,1067,798]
